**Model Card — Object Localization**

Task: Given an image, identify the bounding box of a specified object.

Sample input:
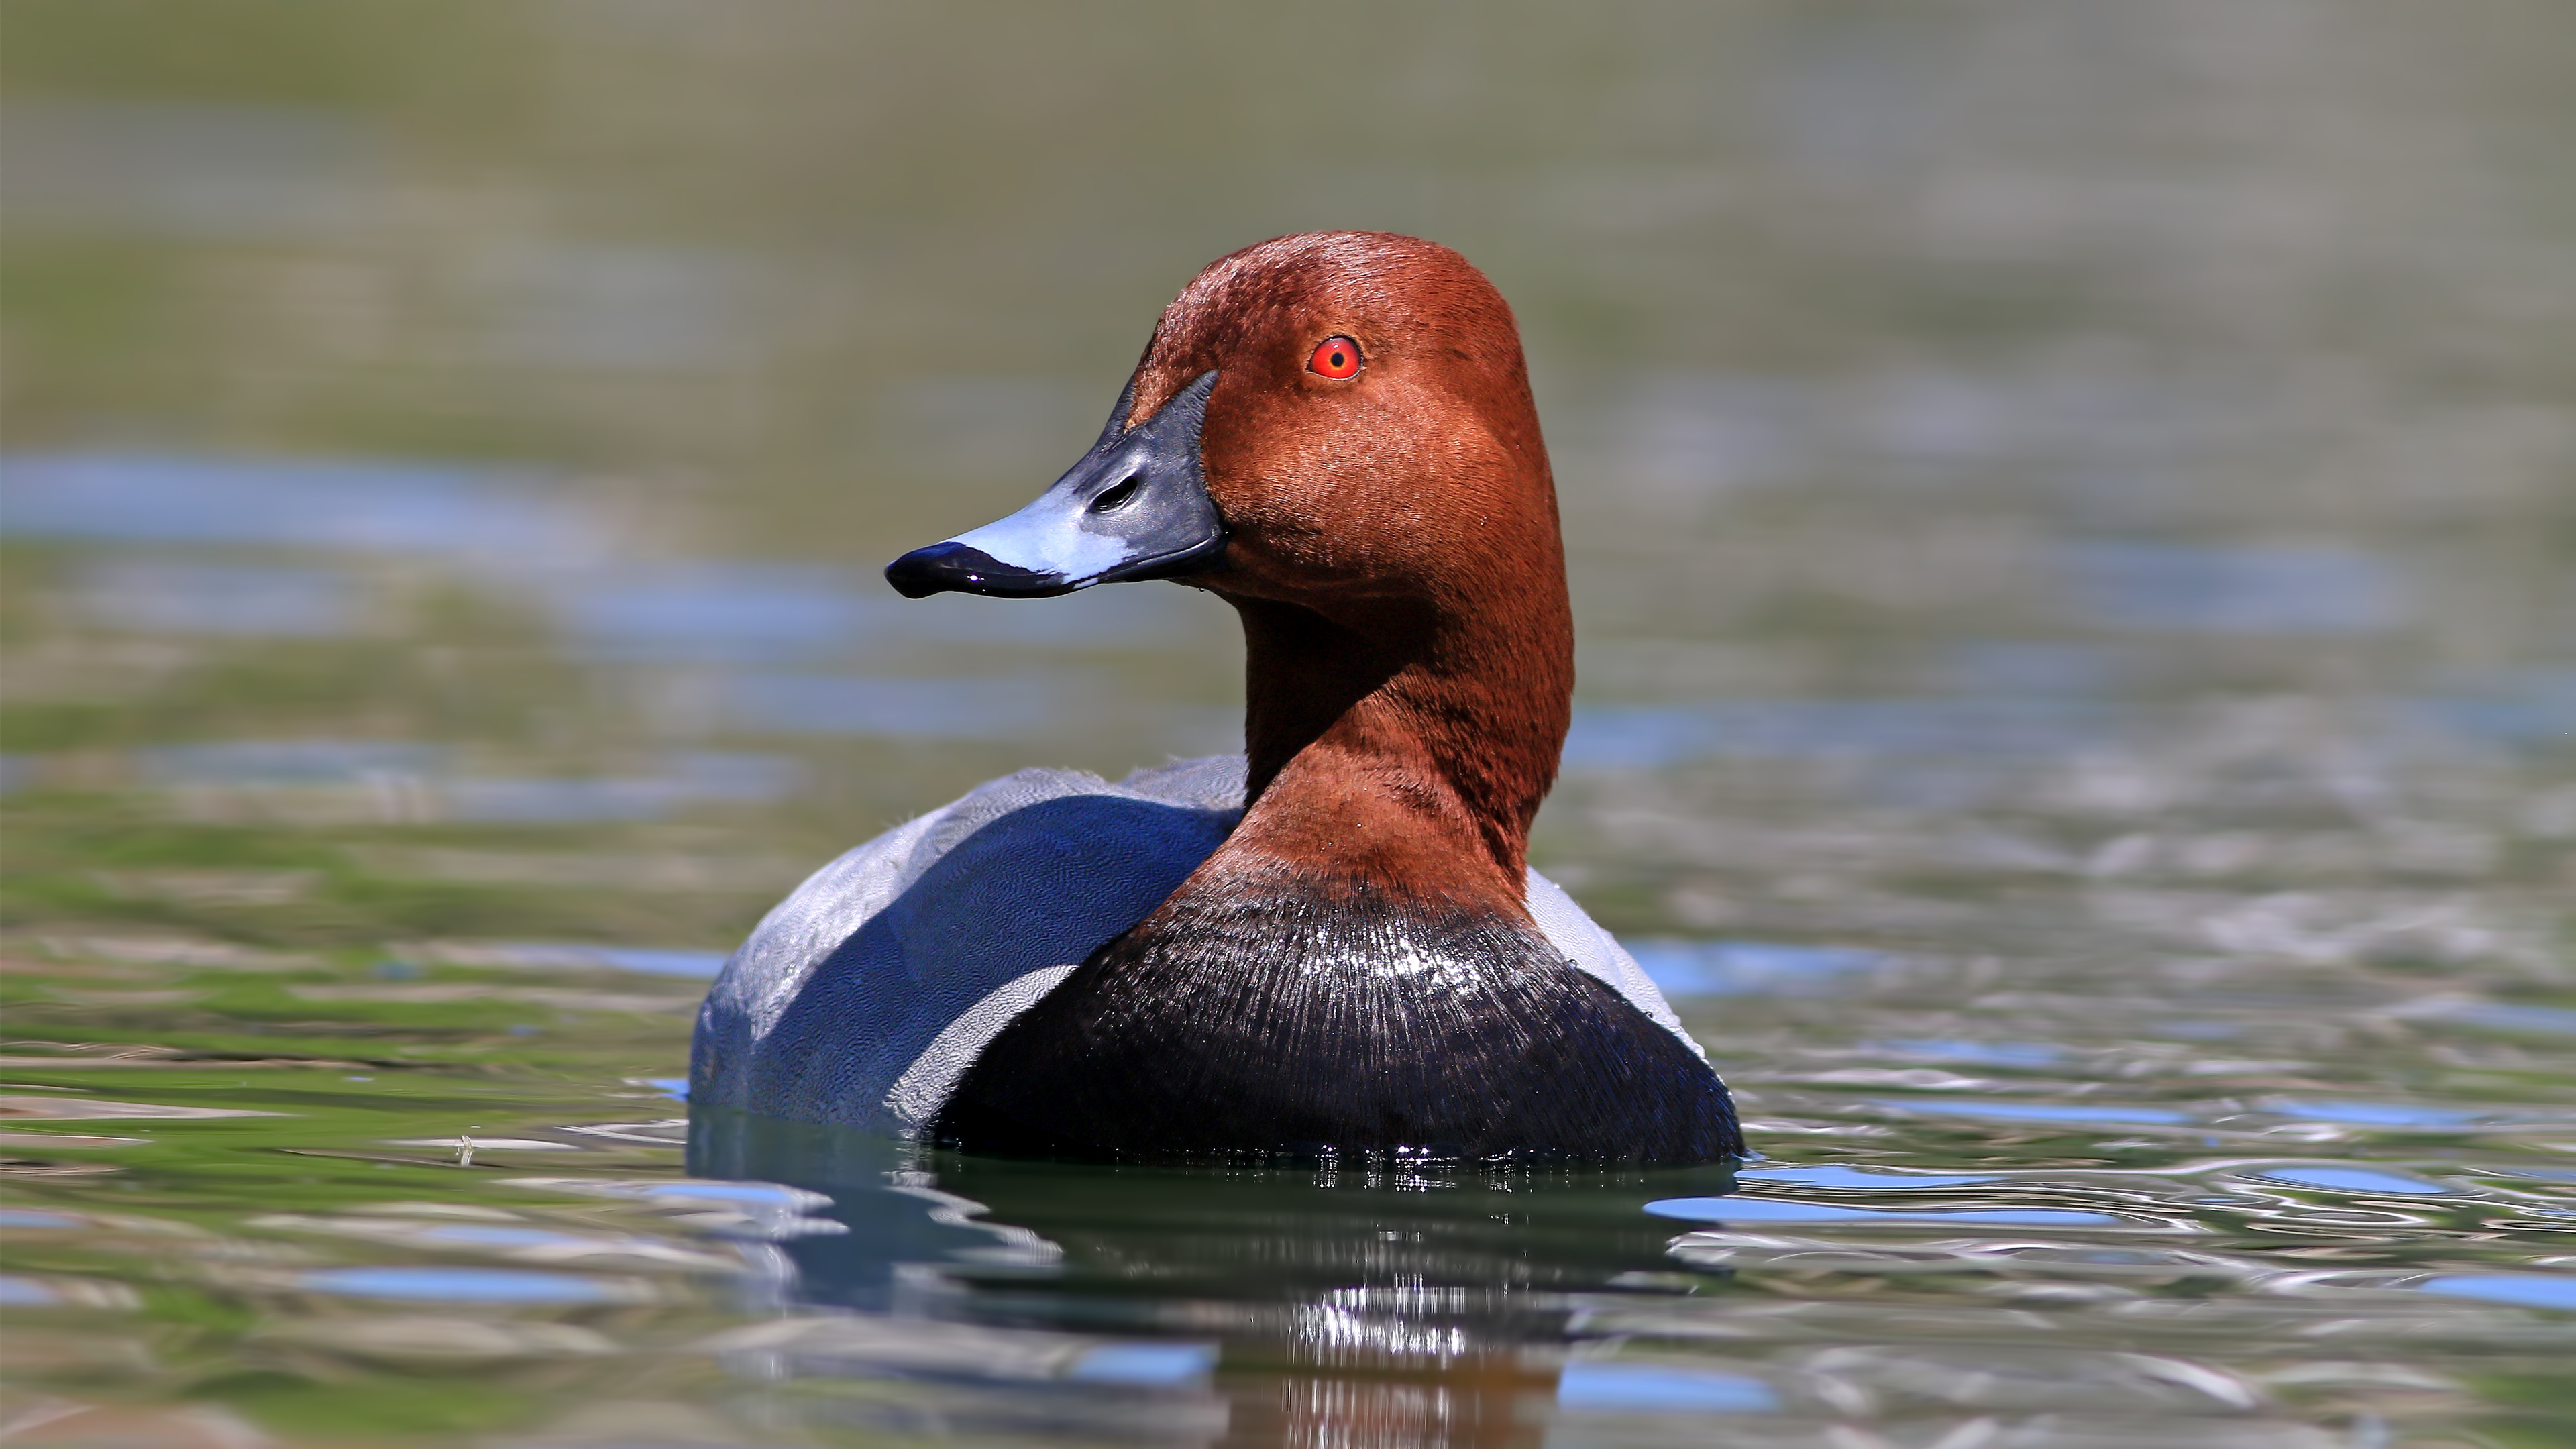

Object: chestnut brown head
[884,231,1559,635]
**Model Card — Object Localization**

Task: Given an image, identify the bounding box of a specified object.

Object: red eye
[1308,335,1362,379]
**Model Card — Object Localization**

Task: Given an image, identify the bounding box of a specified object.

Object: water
[3,3,2573,1444]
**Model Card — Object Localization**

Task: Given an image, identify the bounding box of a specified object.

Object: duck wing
[690,757,1244,1132]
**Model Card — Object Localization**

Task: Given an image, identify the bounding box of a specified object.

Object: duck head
[887,231,1571,904]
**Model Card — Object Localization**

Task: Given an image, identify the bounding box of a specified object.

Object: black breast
[932,875,1742,1164]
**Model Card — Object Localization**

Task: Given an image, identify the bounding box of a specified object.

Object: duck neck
[1218,584,1573,912]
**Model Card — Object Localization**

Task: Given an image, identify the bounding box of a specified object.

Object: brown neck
[1216,577,1573,912]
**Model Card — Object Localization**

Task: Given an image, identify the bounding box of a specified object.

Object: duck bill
[884,370,1228,599]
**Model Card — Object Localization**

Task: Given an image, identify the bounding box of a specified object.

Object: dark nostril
[1089,476,1141,514]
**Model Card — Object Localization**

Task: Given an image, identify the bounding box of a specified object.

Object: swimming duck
[690,231,1741,1163]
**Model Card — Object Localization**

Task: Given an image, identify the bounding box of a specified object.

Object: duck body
[692,753,1727,1157]
[690,231,1742,1163]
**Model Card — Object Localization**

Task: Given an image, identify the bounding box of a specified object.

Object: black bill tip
[883,541,1077,600]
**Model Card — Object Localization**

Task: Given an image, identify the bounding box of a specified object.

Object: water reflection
[396,943,730,979]
[129,740,802,825]
[1554,1361,1777,1415]
[0,452,584,559]
[662,1099,2576,1441]
[2406,672,2576,747]
[1865,1100,2192,1127]
[2267,1101,2497,1131]
[547,565,876,664]
[1648,1199,2127,1228]
[2254,1165,2447,1196]
[298,1265,643,1305]
[1865,1040,2065,1069]
[1624,939,1890,998]
[2054,542,2412,635]
[2415,1276,2576,1313]
[685,1110,1760,1444]
[1564,698,2118,771]
[1738,1166,2003,1189]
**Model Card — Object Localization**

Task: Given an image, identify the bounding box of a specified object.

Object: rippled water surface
[4,5,2573,1446]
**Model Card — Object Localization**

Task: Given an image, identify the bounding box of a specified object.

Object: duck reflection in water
[690,1109,1745,1448]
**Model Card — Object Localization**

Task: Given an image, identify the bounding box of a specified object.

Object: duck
[690,231,1741,1164]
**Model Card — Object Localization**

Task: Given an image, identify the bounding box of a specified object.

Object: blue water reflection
[300,1266,627,1303]
[619,1181,814,1208]
[2400,669,2576,746]
[2055,542,2410,635]
[1061,1343,1221,1387]
[129,741,800,823]
[2255,1165,2449,1195]
[0,452,585,559]
[1646,1197,2119,1227]
[0,1276,59,1305]
[2418,1001,2576,1038]
[1625,939,1888,997]
[2414,1275,2576,1312]
[1869,1040,2067,1068]
[1555,1361,1778,1414]
[405,944,731,978]
[1737,1165,2004,1189]
[552,571,1202,662]
[1868,1099,2191,1126]
[1566,698,2114,770]
[2269,1101,2485,1129]
[552,566,877,663]
[573,952,728,980]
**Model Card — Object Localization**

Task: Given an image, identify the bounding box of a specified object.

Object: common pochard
[691,232,1741,1163]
